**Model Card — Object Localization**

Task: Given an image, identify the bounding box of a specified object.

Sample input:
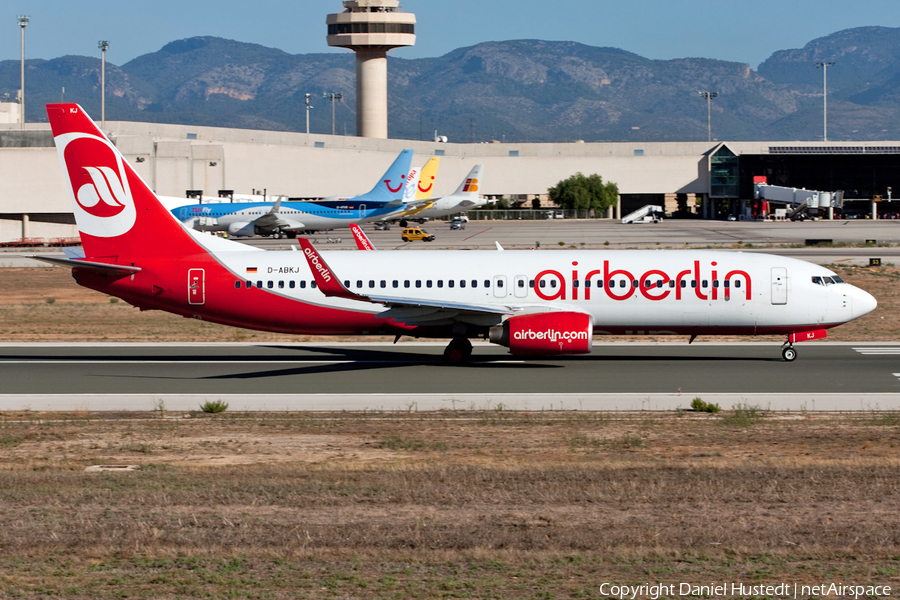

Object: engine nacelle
[489,311,593,356]
[227,221,256,237]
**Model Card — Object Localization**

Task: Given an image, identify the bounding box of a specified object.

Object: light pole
[816,61,835,141]
[304,93,313,134]
[698,91,718,142]
[18,15,29,129]
[99,41,109,129]
[323,92,343,135]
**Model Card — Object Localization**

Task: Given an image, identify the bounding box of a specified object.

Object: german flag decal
[246,267,258,273]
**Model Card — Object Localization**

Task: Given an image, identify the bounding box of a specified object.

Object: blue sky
[4,0,899,68]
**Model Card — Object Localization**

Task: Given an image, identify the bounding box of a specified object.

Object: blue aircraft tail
[352,149,413,203]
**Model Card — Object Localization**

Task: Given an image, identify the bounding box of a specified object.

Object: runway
[1,342,898,412]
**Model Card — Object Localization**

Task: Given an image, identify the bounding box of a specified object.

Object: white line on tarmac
[1,393,898,412]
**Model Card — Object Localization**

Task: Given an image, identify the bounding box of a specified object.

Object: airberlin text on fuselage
[302,248,332,282]
[533,260,752,302]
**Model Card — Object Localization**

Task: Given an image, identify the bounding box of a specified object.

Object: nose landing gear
[781,343,797,362]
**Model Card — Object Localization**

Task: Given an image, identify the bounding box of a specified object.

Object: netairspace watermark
[598,582,891,599]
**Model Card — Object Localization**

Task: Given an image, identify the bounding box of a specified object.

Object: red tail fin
[46,103,197,262]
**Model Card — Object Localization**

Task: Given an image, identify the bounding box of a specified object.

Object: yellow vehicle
[401,227,435,242]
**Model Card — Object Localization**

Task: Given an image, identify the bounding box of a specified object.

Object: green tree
[548,173,619,212]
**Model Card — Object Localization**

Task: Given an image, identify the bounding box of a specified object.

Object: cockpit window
[812,275,845,286]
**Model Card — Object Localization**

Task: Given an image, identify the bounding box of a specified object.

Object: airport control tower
[326,0,415,138]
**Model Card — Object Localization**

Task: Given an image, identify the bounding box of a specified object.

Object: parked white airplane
[35,104,877,363]
[398,165,486,224]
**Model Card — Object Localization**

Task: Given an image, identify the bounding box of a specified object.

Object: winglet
[349,224,376,250]
[269,196,283,213]
[297,238,363,300]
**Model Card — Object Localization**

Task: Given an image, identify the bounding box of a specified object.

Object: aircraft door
[771,267,787,305]
[188,268,205,305]
[359,204,366,219]
[493,275,508,298]
[513,275,528,298]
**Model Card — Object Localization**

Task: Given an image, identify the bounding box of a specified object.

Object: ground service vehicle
[401,227,435,242]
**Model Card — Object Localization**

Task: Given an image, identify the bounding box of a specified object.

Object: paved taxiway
[1,343,898,412]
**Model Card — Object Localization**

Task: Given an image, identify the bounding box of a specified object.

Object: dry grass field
[0,410,899,598]
[0,262,897,342]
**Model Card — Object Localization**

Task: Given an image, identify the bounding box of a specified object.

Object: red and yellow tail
[46,103,197,263]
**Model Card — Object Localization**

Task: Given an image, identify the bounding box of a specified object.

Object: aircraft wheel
[399,220,408,228]
[443,338,473,365]
[272,231,282,239]
[782,346,797,362]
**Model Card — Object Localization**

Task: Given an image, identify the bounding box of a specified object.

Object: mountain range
[3,26,900,142]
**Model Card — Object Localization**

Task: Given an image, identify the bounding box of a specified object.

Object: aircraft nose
[850,286,877,320]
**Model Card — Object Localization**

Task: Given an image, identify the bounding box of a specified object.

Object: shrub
[691,397,721,413]
[200,400,229,414]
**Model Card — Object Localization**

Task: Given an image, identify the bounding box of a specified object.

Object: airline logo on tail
[463,178,479,193]
[55,126,136,238]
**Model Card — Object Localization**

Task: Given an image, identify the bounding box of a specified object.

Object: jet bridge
[754,183,843,220]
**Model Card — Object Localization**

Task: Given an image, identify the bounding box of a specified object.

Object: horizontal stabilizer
[28,255,142,275]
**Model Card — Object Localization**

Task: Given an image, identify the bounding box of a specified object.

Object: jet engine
[227,222,256,237]
[489,311,593,356]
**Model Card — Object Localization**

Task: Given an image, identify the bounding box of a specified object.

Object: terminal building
[1,117,899,243]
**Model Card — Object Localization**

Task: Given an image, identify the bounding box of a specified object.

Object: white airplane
[397,165,486,225]
[34,103,877,363]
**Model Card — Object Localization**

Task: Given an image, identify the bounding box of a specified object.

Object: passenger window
[723,280,730,288]
[472,280,477,288]
[245,281,252,289]
[404,280,410,288]
[343,280,350,288]
[257,280,263,288]
[437,280,443,288]
[381,280,386,288]
[311,282,317,289]
[392,280,399,288]
[573,280,580,288]
[369,280,375,288]
[539,280,546,288]
[702,280,708,288]
[289,281,295,289]
[584,280,590,288]
[234,281,241,289]
[416,280,422,288]
[427,280,433,288]
[632,280,638,288]
[529,280,535,288]
[712,280,719,288]
[484,280,490,287]
[357,280,363,288]
[449,280,455,288]
[691,281,697,288]
[460,280,466,288]
[656,280,663,288]
[497,280,503,288]
[734,280,742,288]
[668,280,675,288]
[278,281,285,289]
[550,280,557,288]
[267,281,274,289]
[299,281,306,289]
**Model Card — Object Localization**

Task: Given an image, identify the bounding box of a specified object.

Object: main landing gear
[443,338,473,365]
[781,342,797,362]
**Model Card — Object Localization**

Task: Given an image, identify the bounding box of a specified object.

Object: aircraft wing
[297,238,519,326]
[252,213,306,232]
[394,199,435,215]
